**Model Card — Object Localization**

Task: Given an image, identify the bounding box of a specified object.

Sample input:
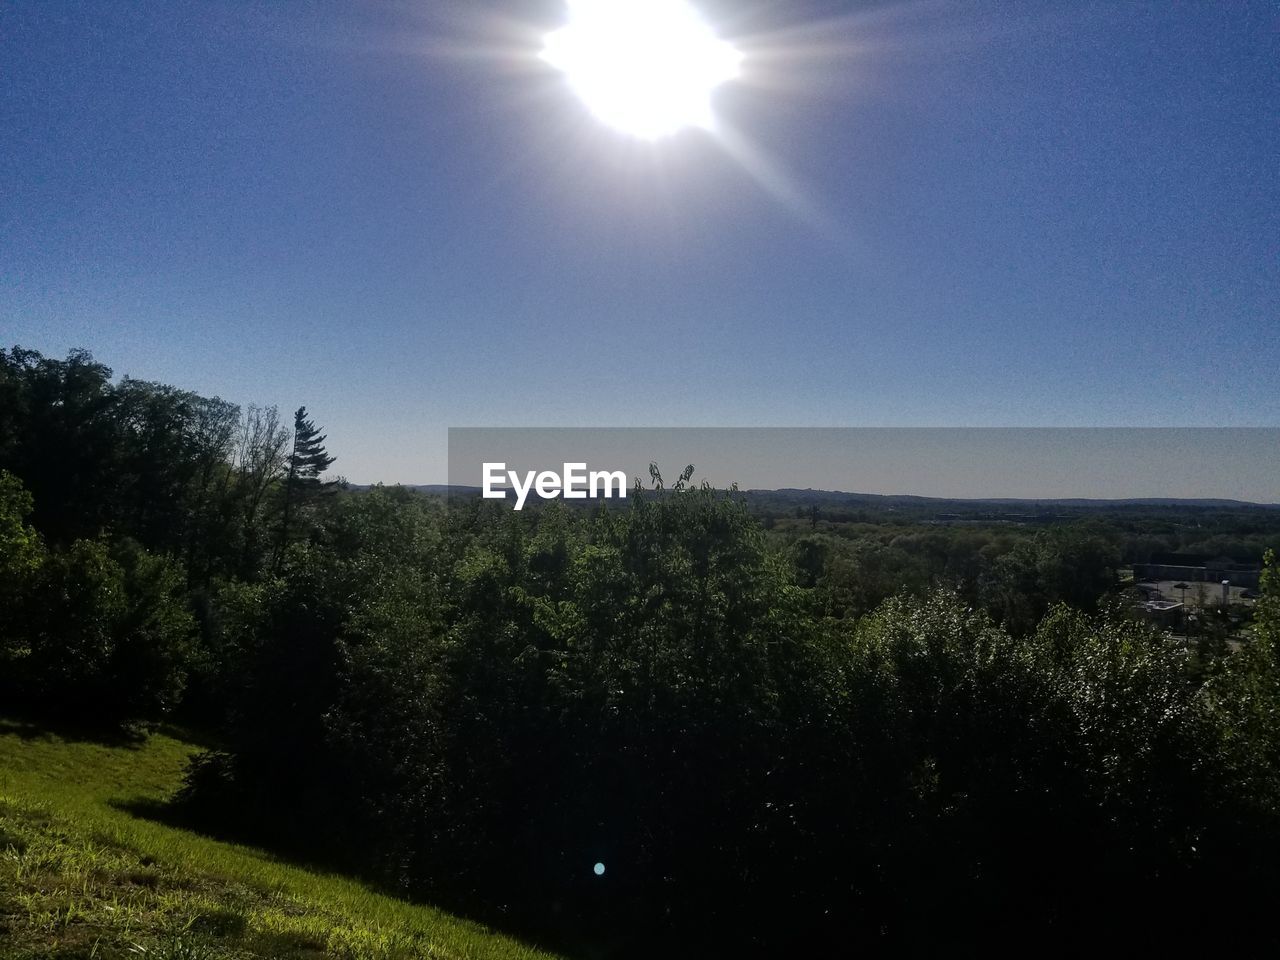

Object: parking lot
[1136,579,1257,608]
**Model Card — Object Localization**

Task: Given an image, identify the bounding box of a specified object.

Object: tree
[182,393,242,581]
[19,538,195,729]
[231,404,289,575]
[0,347,120,543]
[0,470,45,669]
[274,406,335,570]
[0,469,42,581]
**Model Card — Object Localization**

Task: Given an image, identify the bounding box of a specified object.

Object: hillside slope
[0,720,560,960]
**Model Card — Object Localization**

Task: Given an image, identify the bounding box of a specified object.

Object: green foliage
[0,470,45,663]
[0,347,316,582]
[0,347,119,544]
[16,540,196,729]
[979,527,1120,633]
[1198,550,1280,820]
[0,468,43,578]
[27,539,129,703]
[1257,547,1280,659]
[187,489,1280,952]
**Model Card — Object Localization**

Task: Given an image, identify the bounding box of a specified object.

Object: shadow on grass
[1,711,226,752]
[108,792,591,959]
[152,721,227,752]
[0,714,148,748]
[108,795,322,870]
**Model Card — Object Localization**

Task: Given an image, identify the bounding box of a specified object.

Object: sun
[541,0,743,140]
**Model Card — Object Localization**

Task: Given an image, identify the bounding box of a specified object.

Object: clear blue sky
[2,1,1277,483]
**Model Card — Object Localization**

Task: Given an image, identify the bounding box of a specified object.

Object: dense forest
[3,346,1280,955]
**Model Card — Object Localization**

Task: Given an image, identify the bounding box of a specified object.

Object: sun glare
[541,0,742,140]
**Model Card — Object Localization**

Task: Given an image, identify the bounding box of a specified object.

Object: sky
[2,1,1277,485]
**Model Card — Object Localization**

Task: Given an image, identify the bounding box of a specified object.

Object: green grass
[0,719,561,960]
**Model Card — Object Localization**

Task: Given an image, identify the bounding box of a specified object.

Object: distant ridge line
[347,484,1280,509]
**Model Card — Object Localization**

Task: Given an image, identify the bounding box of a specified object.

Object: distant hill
[755,489,1279,509]
[346,484,1279,511]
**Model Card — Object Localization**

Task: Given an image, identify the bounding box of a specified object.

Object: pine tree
[274,406,335,570]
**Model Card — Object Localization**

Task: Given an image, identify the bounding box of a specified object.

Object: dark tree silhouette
[274,406,335,570]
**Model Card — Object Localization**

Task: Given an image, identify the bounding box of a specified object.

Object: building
[1134,598,1183,628]
[1133,553,1262,590]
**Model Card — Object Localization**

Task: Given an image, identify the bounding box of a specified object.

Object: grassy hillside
[0,719,560,960]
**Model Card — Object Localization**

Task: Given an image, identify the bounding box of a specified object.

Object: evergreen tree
[274,406,335,569]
